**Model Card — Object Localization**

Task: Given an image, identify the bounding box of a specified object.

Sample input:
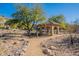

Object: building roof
[47,21,60,26]
[37,21,60,28]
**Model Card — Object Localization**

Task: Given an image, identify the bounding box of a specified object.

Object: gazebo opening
[54,26,59,34]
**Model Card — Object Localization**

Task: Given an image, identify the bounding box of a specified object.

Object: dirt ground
[24,35,64,56]
[0,30,66,56]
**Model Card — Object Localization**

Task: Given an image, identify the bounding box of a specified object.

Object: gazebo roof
[38,21,59,26]
[37,21,60,28]
[47,21,59,26]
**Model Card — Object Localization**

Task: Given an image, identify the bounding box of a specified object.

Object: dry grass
[42,34,79,56]
[0,39,28,56]
[0,30,28,56]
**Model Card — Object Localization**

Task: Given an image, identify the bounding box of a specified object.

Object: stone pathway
[25,35,64,56]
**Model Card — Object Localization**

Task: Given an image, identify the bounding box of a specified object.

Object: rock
[42,44,46,48]
[42,48,52,55]
[22,46,27,52]
[40,42,47,48]
[19,39,24,41]
[2,40,6,43]
[49,46,57,50]
[13,42,17,45]
[26,41,29,43]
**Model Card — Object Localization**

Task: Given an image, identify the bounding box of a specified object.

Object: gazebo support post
[51,26,54,36]
[57,26,60,34]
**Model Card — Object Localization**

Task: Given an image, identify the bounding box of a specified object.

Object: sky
[0,3,79,23]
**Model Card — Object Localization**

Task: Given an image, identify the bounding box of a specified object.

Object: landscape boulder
[49,46,57,50]
[42,48,52,55]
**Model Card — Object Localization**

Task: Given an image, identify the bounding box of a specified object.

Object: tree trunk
[36,30,39,37]
[27,30,31,36]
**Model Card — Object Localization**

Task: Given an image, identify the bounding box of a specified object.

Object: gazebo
[37,22,61,36]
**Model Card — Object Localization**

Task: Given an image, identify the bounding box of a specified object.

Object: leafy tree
[60,21,67,29]
[66,19,79,33]
[49,15,67,29]
[73,19,79,32]
[5,19,19,29]
[12,5,31,30]
[6,5,32,30]
[6,4,46,36]
[31,4,46,36]
[49,15,64,23]
[0,16,6,28]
